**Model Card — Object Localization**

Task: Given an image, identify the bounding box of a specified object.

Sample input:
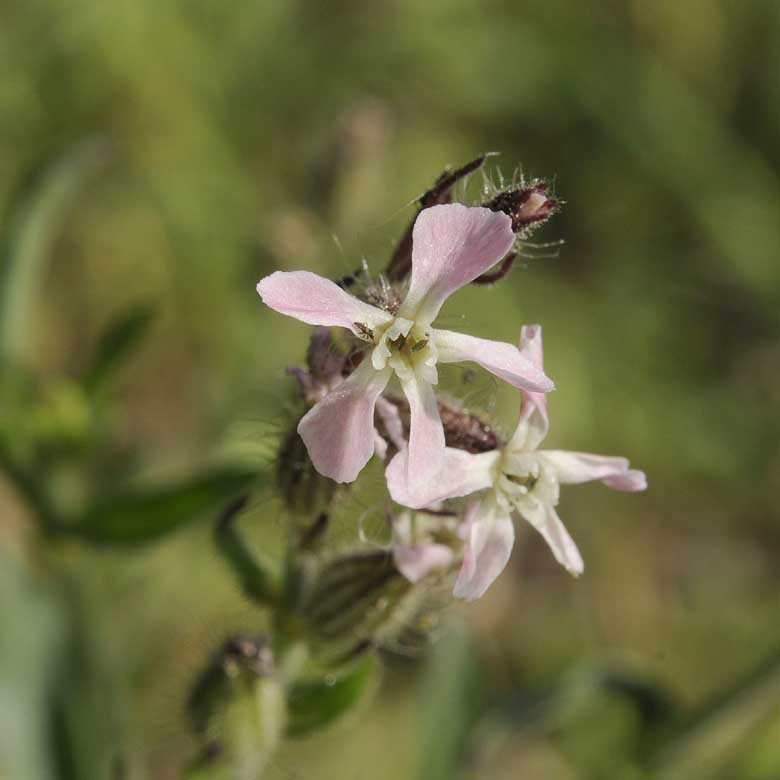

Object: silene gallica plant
[256,157,646,601]
[187,155,647,776]
[6,144,776,780]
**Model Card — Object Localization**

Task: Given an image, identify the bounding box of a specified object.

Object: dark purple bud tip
[486,182,559,235]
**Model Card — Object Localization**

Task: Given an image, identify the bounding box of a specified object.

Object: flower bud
[385,155,489,282]
[439,397,503,453]
[486,181,558,236]
[361,277,403,315]
[379,394,502,454]
[300,549,445,662]
[188,635,286,776]
[276,422,336,517]
[188,635,276,736]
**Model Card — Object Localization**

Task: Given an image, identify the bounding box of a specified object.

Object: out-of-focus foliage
[1,0,780,777]
[285,654,377,737]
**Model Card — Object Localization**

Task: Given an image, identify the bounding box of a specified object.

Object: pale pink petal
[398,204,515,325]
[434,329,554,393]
[393,543,455,583]
[514,324,549,448]
[257,271,391,333]
[387,447,499,509]
[602,470,647,491]
[539,451,647,492]
[373,430,388,460]
[520,501,584,575]
[453,499,515,601]
[375,397,406,451]
[297,361,391,483]
[397,372,446,500]
[519,323,544,370]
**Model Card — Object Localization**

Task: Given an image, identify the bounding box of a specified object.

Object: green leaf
[0,140,111,366]
[82,304,156,396]
[215,497,279,605]
[286,654,377,737]
[70,467,259,545]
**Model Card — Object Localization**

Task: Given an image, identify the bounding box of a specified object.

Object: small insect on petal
[354,322,374,341]
[410,339,429,353]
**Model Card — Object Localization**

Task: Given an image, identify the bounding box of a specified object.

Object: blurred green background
[2,0,780,778]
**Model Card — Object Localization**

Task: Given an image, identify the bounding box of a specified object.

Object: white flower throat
[368,316,439,384]
[495,449,560,512]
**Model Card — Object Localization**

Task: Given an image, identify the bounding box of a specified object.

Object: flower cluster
[257,164,646,601]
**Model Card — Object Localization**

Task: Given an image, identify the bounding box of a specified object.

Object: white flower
[387,325,647,600]
[257,204,553,495]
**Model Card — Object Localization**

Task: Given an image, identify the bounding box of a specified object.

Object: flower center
[370,317,438,384]
[497,451,559,509]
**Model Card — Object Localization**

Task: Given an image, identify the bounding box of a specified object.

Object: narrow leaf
[215,496,279,605]
[83,304,155,395]
[71,467,260,545]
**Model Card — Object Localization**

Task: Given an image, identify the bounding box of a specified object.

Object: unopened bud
[305,327,345,382]
[302,549,438,662]
[379,394,502,455]
[188,635,286,776]
[486,182,558,236]
[277,423,336,517]
[287,328,349,406]
[361,276,403,315]
[439,397,503,453]
[188,635,276,736]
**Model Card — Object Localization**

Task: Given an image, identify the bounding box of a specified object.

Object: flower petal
[375,396,406,452]
[257,271,391,332]
[393,542,455,583]
[512,324,549,449]
[519,500,584,575]
[398,204,515,325]
[434,329,554,393]
[386,447,499,509]
[397,371,446,498]
[297,361,391,483]
[453,499,515,601]
[373,430,388,460]
[539,451,647,492]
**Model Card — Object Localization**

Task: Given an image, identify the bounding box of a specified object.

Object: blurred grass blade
[651,648,780,780]
[50,577,122,780]
[418,628,482,780]
[83,304,155,396]
[0,553,67,780]
[286,654,377,737]
[0,140,111,366]
[71,466,260,544]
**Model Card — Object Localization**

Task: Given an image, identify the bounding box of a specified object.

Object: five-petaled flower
[257,204,554,490]
[387,325,647,601]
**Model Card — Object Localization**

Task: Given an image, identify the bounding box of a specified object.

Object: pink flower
[257,204,554,488]
[387,325,647,601]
